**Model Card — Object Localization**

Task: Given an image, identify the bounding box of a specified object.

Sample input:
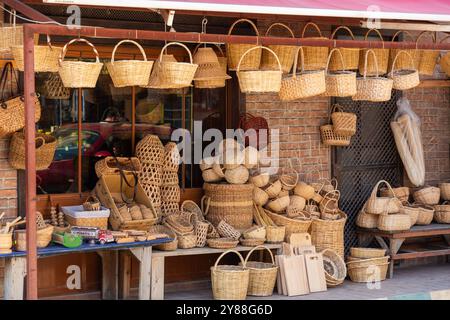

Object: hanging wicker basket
[353,50,393,102]
[324,48,357,97]
[330,104,357,136]
[388,31,420,71]
[320,119,351,147]
[416,31,439,76]
[58,38,103,88]
[237,46,283,93]
[328,26,360,71]
[42,73,70,100]
[261,23,297,73]
[298,22,329,71]
[0,13,24,53]
[193,44,231,89]
[12,36,62,72]
[359,29,389,75]
[227,19,261,71]
[279,47,326,101]
[389,50,420,90]
[9,132,57,170]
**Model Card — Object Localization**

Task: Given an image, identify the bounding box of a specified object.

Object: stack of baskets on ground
[320,104,357,147]
[160,142,181,217]
[346,247,389,282]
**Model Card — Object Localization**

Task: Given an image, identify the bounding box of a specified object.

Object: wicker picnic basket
[42,73,70,100]
[377,213,411,231]
[328,26,360,71]
[237,46,283,93]
[261,23,297,74]
[149,224,178,251]
[12,37,62,72]
[380,186,410,204]
[389,50,420,90]
[412,204,434,225]
[264,209,311,241]
[202,183,254,229]
[227,19,262,71]
[243,245,278,296]
[365,180,401,214]
[416,31,439,76]
[106,40,153,87]
[163,142,180,172]
[324,48,357,97]
[388,31,420,71]
[359,29,389,76]
[279,47,326,101]
[136,134,164,165]
[311,210,347,258]
[353,50,393,102]
[356,205,379,229]
[413,186,441,205]
[95,156,141,178]
[62,205,110,229]
[9,132,56,170]
[439,182,450,200]
[58,38,103,88]
[330,104,357,136]
[434,202,450,224]
[298,22,329,71]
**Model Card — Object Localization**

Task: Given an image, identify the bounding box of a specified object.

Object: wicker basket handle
[364,29,385,49]
[237,46,281,73]
[301,22,323,38]
[228,18,260,37]
[390,50,416,76]
[319,177,339,191]
[158,42,193,64]
[193,43,225,57]
[330,26,356,41]
[200,195,210,217]
[59,38,100,64]
[391,30,415,43]
[371,180,395,198]
[320,189,340,204]
[111,40,148,64]
[244,244,275,265]
[325,48,346,73]
[265,23,295,38]
[213,249,246,269]
[362,49,379,78]
[416,31,436,48]
[292,47,305,76]
[330,104,344,114]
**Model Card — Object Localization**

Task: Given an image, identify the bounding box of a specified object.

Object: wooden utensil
[304,252,327,293]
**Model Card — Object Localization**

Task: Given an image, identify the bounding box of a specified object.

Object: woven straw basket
[106,40,154,88]
[439,182,450,201]
[356,206,379,229]
[388,31,420,71]
[42,73,70,100]
[434,202,450,224]
[330,104,357,136]
[298,22,329,71]
[328,26,360,71]
[389,50,420,91]
[0,95,41,138]
[9,132,56,170]
[193,44,231,89]
[261,23,297,74]
[416,31,439,76]
[324,48,357,97]
[378,214,411,231]
[237,46,283,93]
[11,36,62,72]
[311,211,347,258]
[365,180,401,215]
[359,29,389,76]
[136,100,162,124]
[227,19,262,71]
[413,186,440,205]
[95,156,141,178]
[243,245,278,296]
[413,204,434,225]
[279,47,326,101]
[264,209,311,241]
[353,50,393,102]
[321,106,352,146]
[58,38,103,88]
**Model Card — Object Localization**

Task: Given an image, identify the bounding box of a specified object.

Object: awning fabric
[44,0,450,22]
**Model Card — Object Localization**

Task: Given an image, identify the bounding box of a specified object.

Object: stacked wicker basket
[346,247,389,283]
[160,142,181,217]
[320,104,357,147]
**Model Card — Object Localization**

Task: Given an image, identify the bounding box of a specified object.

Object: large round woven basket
[58,38,103,88]
[324,48,357,97]
[227,19,261,71]
[298,22,329,71]
[389,50,420,91]
[310,210,347,258]
[106,40,154,87]
[202,183,254,229]
[211,249,249,300]
[237,46,283,93]
[359,29,389,76]
[12,37,62,72]
[261,23,297,74]
[328,26,360,71]
[9,132,56,170]
[416,31,439,76]
[242,245,278,296]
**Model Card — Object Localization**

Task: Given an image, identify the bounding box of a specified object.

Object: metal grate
[332,91,403,255]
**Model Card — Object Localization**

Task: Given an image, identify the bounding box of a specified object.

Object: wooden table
[356,224,450,278]
[0,239,171,300]
[121,243,282,300]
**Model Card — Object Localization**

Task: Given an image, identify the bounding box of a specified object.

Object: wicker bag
[311,211,347,258]
[330,104,357,136]
[365,180,401,214]
[324,48,357,97]
[353,50,393,102]
[243,245,278,296]
[9,132,56,170]
[388,31,420,72]
[42,73,70,100]
[261,23,297,74]
[279,47,326,101]
[298,22,329,71]
[328,26,360,71]
[95,156,141,178]
[416,31,439,76]
[12,36,62,73]
[359,29,389,76]
[227,19,261,71]
[58,38,103,88]
[211,249,249,300]
[237,46,283,93]
[389,50,420,90]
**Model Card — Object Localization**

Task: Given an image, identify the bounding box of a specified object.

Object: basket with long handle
[261,23,297,73]
[298,22,329,71]
[328,26,360,71]
[389,50,420,90]
[324,48,357,97]
[359,29,389,75]
[227,19,261,71]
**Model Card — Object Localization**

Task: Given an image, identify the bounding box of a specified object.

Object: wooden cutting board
[282,254,309,296]
[288,233,312,247]
[304,253,327,293]
[293,245,316,255]
[275,255,287,295]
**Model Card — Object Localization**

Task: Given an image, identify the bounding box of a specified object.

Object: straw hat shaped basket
[193,44,231,89]
[328,26,360,71]
[9,132,56,170]
[279,47,326,101]
[211,249,249,300]
[12,36,62,73]
[324,48,357,97]
[237,46,283,93]
[359,29,389,76]
[242,245,278,296]
[298,22,329,71]
[261,23,298,74]
[416,31,439,76]
[58,38,103,88]
[388,31,420,72]
[389,50,420,90]
[106,40,154,87]
[227,19,262,71]
[330,104,357,136]
[365,180,401,215]
[352,50,393,102]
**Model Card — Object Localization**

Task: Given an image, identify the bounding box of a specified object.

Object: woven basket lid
[193,47,220,65]
[194,63,231,81]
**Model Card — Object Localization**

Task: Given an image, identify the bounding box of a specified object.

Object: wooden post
[77,87,82,193]
[4,257,26,300]
[119,251,132,300]
[150,255,165,300]
[130,246,152,300]
[131,86,136,153]
[96,251,119,300]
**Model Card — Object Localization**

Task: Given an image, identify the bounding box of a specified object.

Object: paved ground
[165,263,450,300]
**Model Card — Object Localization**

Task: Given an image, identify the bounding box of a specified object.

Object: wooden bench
[356,224,450,278]
[0,239,171,300]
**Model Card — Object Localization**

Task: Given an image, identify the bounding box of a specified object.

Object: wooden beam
[3,0,55,22]
[361,20,450,33]
[418,80,450,88]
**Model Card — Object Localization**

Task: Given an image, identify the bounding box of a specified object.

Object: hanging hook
[201,17,208,47]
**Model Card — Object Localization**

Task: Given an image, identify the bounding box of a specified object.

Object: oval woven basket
[380,186,410,204]
[328,26,360,71]
[264,209,312,241]
[388,31,420,71]
[227,19,261,71]
[149,224,178,251]
[265,225,285,243]
[207,237,239,249]
[298,22,329,71]
[389,50,420,90]
[439,182,450,201]
[324,48,357,97]
[243,245,278,296]
[12,37,62,72]
[377,213,411,232]
[413,186,441,205]
[350,247,386,259]
[365,180,400,215]
[261,23,297,74]
[359,29,389,76]
[433,202,450,224]
[412,204,435,225]
[416,31,439,76]
[355,206,379,229]
[9,132,56,170]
